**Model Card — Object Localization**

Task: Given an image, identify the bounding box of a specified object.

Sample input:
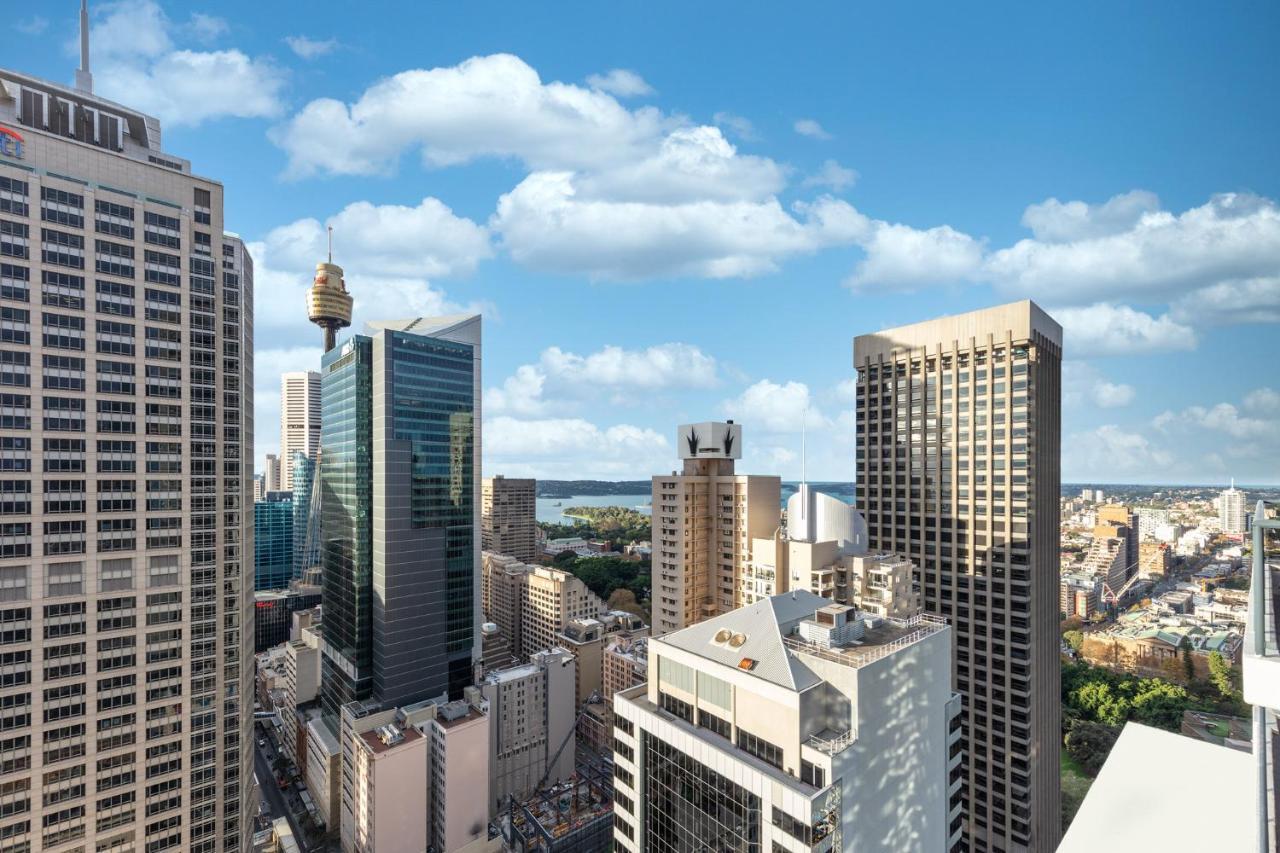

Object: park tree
[1063,721,1119,776]
[1180,636,1195,683]
[1207,651,1240,701]
[1063,630,1084,653]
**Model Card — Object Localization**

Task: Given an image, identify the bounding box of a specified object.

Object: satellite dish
[728,633,747,648]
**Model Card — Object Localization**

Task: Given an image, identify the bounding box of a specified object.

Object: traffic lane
[254,741,311,853]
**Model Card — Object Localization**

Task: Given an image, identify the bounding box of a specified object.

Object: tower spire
[75,1,94,94]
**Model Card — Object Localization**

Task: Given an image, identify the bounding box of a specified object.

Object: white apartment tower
[613,591,960,852]
[0,36,254,853]
[651,422,780,634]
[279,370,320,491]
[1220,480,1247,535]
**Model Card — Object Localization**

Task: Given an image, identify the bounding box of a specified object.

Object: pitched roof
[658,592,830,691]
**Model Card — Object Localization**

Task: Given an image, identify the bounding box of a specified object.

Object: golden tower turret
[307,228,352,352]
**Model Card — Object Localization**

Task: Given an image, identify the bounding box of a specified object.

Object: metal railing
[782,613,948,671]
[804,728,857,755]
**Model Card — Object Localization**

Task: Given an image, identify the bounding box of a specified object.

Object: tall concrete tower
[307,231,352,352]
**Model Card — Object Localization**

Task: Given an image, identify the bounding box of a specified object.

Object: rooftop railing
[782,612,948,671]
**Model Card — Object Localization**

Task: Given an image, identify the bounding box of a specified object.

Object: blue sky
[11,1,1279,484]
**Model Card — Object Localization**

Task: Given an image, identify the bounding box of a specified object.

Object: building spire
[75,1,94,94]
[800,407,807,485]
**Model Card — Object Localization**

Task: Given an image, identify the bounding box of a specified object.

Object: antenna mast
[75,1,94,94]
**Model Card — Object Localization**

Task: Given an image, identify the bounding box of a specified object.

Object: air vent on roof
[728,633,747,648]
[713,629,733,644]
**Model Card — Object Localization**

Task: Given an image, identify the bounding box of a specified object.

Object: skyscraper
[853,300,1062,852]
[319,315,482,725]
[481,475,537,562]
[264,452,281,492]
[279,370,320,491]
[291,450,320,581]
[254,491,294,591]
[650,421,780,634]
[0,40,253,853]
[1220,480,1247,535]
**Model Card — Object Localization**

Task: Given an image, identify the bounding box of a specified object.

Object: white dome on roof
[787,483,868,556]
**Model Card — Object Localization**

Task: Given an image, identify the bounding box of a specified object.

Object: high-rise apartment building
[651,421,780,634]
[280,370,320,491]
[613,591,960,852]
[481,552,610,659]
[481,474,537,562]
[263,452,281,492]
[0,44,253,853]
[319,315,482,726]
[1220,480,1247,535]
[853,300,1062,852]
[1095,503,1138,584]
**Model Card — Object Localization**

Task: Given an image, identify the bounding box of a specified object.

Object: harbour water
[536,494,652,524]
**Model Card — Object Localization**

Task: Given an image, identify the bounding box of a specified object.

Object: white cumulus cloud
[485,343,719,416]
[88,1,284,127]
[721,379,828,434]
[802,159,858,191]
[485,417,670,480]
[1052,303,1196,356]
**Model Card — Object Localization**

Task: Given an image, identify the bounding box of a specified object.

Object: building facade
[1220,482,1247,535]
[613,592,960,852]
[481,648,578,817]
[280,370,320,491]
[0,59,254,851]
[264,452,281,493]
[651,421,780,634]
[253,491,293,591]
[319,316,482,727]
[481,474,537,562]
[853,300,1062,852]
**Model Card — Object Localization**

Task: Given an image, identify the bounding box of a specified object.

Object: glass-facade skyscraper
[318,316,482,727]
[290,450,320,580]
[253,492,293,591]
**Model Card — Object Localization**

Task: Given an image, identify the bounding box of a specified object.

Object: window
[736,728,783,769]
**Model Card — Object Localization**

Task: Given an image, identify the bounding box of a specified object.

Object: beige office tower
[0,48,254,853]
[279,370,320,490]
[481,475,537,562]
[651,421,780,634]
[263,452,281,492]
[853,300,1062,853]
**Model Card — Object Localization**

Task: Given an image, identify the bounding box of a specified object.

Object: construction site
[498,756,615,853]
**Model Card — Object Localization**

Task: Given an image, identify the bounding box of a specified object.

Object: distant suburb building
[482,475,538,562]
[613,591,961,853]
[651,421,781,634]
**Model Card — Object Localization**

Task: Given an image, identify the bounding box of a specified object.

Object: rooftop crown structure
[308,229,353,352]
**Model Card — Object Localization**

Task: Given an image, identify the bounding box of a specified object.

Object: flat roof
[1058,723,1252,853]
[358,725,423,755]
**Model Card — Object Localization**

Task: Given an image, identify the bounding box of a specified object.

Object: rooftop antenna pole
[801,407,807,485]
[76,1,94,94]
[327,225,333,264]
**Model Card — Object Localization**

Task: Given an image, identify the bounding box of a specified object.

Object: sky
[9,1,1279,485]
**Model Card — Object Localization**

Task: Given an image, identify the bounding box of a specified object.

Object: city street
[253,729,316,853]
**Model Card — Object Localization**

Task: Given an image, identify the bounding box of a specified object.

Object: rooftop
[357,723,422,755]
[656,590,947,691]
[1059,723,1252,853]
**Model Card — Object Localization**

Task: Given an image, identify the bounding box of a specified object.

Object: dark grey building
[319,316,482,726]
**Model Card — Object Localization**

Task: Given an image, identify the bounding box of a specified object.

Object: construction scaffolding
[499,759,615,853]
